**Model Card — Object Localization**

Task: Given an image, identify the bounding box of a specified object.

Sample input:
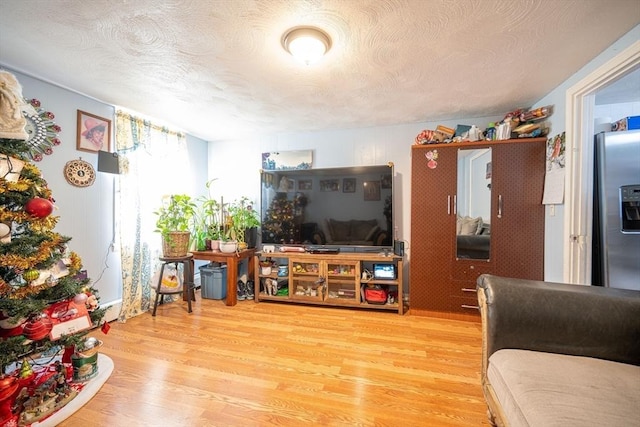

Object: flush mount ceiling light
[282,26,332,65]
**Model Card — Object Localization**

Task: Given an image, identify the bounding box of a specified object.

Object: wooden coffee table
[190,248,256,306]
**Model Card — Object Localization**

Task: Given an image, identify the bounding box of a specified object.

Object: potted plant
[194,179,223,251]
[154,194,196,257]
[227,196,261,249]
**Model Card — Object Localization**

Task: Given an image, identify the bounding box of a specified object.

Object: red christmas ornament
[23,314,53,341]
[0,375,19,402]
[24,197,54,218]
[0,311,27,338]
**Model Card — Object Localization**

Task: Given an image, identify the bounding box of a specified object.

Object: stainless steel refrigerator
[592,129,640,290]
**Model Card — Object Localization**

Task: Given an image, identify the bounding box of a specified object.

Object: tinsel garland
[0,206,59,228]
[0,236,65,270]
[5,281,50,299]
[0,163,53,207]
[68,251,82,272]
[0,277,11,295]
[0,252,82,299]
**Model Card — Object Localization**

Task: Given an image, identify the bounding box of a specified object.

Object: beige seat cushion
[488,349,640,427]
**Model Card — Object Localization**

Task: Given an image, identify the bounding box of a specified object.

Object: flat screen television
[260,164,394,251]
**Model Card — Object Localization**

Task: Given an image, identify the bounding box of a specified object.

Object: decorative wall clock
[22,98,62,161]
[63,159,96,187]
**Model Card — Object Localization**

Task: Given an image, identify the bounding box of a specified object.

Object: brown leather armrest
[477,274,640,367]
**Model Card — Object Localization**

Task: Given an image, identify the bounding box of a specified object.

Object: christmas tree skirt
[29,354,113,427]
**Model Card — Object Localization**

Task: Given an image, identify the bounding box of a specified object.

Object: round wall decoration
[64,159,96,187]
[22,98,62,162]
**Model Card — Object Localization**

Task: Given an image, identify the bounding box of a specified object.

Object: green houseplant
[194,179,223,251]
[154,194,197,257]
[226,196,261,249]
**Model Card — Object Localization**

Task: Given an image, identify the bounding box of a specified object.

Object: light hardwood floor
[60,293,490,427]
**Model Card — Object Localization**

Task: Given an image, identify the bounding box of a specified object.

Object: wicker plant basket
[162,231,191,257]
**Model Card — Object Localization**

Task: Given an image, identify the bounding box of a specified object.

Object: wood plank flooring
[59,292,490,427]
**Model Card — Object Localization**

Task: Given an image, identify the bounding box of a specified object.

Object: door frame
[564,41,640,284]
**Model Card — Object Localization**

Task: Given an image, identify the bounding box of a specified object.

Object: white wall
[6,69,209,314]
[530,24,640,282]
[6,23,638,306]
[209,115,499,293]
[210,24,640,292]
[8,70,121,307]
[594,101,640,126]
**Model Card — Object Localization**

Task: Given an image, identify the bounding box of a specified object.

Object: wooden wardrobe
[410,138,546,321]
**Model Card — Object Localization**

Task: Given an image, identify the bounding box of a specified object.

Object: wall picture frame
[298,179,312,190]
[261,150,313,170]
[363,180,381,201]
[77,110,111,153]
[277,176,295,192]
[343,178,355,193]
[320,179,339,192]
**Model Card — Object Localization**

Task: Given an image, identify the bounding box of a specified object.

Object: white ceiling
[1,0,638,142]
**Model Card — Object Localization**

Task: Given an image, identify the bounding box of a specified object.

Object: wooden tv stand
[253,251,404,314]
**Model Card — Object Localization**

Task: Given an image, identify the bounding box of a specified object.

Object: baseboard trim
[101,299,121,323]
[409,308,480,323]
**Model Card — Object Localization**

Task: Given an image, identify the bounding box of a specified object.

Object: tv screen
[260,164,394,250]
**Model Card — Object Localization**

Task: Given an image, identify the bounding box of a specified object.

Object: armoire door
[491,140,545,280]
[410,145,457,315]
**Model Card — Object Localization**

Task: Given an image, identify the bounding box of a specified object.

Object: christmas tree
[261,192,298,244]
[0,71,106,425]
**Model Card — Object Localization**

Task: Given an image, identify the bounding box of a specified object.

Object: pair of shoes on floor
[237,280,255,301]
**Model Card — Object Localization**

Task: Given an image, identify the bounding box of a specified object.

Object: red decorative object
[24,197,54,218]
[0,375,18,401]
[62,346,74,364]
[0,311,26,338]
[23,314,53,341]
[101,321,111,334]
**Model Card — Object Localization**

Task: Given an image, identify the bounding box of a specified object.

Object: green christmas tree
[0,72,106,422]
[261,192,298,244]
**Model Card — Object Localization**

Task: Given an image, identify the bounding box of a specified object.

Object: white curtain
[115,111,190,321]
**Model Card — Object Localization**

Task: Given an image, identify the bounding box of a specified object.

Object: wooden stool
[152,254,195,316]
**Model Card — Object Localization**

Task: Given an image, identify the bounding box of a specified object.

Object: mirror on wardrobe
[456,148,492,260]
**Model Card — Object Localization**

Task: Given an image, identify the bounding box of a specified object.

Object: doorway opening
[565,41,640,285]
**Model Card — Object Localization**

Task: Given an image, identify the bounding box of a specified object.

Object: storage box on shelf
[291,260,324,302]
[324,260,359,306]
[253,251,404,314]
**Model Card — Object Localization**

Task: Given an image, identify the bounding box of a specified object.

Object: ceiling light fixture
[282,26,332,65]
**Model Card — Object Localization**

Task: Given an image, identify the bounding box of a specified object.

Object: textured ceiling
[0,0,639,141]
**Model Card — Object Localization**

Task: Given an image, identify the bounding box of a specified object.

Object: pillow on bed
[459,216,483,235]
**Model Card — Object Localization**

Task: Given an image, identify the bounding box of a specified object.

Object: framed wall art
[77,110,111,153]
[277,176,295,192]
[320,179,339,192]
[261,150,312,170]
[363,181,381,201]
[343,178,355,193]
[298,179,312,190]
